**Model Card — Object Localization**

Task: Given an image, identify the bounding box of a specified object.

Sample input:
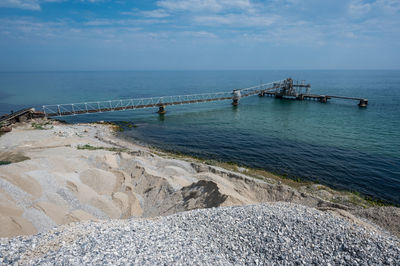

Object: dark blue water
[1,70,399,204]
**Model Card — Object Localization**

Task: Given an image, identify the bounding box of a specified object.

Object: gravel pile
[1,203,399,265]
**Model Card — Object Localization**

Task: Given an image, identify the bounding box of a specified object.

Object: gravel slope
[1,202,399,265]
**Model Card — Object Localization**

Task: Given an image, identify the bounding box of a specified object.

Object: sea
[1,70,399,204]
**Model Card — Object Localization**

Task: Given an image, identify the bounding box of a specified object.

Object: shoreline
[113,121,399,207]
[113,126,395,208]
[0,118,399,238]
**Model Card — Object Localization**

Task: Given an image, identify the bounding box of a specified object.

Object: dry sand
[0,119,399,238]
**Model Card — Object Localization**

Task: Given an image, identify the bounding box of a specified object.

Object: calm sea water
[1,70,399,204]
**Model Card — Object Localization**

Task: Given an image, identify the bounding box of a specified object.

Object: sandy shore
[0,118,399,238]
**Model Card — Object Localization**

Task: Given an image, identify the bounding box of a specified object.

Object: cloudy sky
[0,0,399,70]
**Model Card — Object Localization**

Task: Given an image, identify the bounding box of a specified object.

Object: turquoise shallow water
[1,70,399,204]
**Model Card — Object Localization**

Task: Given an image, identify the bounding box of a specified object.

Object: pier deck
[37,78,369,117]
[258,79,368,107]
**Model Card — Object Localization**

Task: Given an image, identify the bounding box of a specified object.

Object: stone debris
[1,203,399,265]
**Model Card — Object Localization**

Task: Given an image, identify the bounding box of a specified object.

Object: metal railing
[42,80,283,117]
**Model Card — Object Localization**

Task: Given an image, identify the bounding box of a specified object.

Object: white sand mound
[0,121,398,238]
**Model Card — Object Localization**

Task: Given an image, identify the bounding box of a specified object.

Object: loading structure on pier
[41,78,368,118]
[258,78,368,107]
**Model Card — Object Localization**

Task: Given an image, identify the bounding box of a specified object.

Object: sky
[0,0,399,71]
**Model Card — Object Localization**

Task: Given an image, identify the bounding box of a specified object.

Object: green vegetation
[94,121,125,132]
[0,153,30,166]
[31,123,45,130]
[31,122,53,130]
[77,144,127,153]
[116,121,138,131]
[92,120,138,132]
[348,191,389,207]
[77,144,98,150]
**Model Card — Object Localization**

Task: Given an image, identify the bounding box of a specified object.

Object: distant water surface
[0,70,399,204]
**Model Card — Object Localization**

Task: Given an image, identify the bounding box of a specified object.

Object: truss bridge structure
[41,77,368,118]
[42,80,283,117]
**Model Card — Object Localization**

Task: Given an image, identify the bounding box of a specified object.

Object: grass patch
[329,189,395,208]
[94,121,125,132]
[114,121,138,131]
[77,144,127,153]
[363,196,388,207]
[77,144,98,150]
[32,123,45,130]
[31,122,53,130]
[0,152,30,166]
[347,191,390,207]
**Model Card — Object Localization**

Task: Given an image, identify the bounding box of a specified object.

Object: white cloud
[349,0,400,17]
[348,0,372,17]
[193,13,279,27]
[0,0,41,10]
[154,0,277,28]
[345,31,357,39]
[375,0,400,14]
[121,9,170,18]
[140,9,170,18]
[84,18,168,26]
[0,0,99,11]
[157,0,252,12]
[182,30,217,38]
[2,0,400,52]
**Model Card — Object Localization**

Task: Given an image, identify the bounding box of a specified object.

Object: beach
[0,118,399,264]
[0,118,399,237]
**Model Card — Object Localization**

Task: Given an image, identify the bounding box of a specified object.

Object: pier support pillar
[296,94,304,100]
[258,91,265,97]
[157,105,166,114]
[320,96,328,103]
[358,99,368,107]
[232,89,241,106]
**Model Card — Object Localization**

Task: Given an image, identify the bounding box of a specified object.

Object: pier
[0,78,368,124]
[261,91,368,107]
[41,80,278,117]
[41,78,368,117]
[257,78,368,107]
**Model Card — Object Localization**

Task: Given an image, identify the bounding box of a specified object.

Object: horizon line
[0,69,399,73]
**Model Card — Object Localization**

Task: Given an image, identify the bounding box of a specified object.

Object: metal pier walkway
[42,80,282,117]
[41,78,368,118]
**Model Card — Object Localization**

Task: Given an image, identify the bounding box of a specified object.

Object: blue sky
[0,0,399,70]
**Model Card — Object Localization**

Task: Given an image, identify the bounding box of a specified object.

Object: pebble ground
[1,203,399,265]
